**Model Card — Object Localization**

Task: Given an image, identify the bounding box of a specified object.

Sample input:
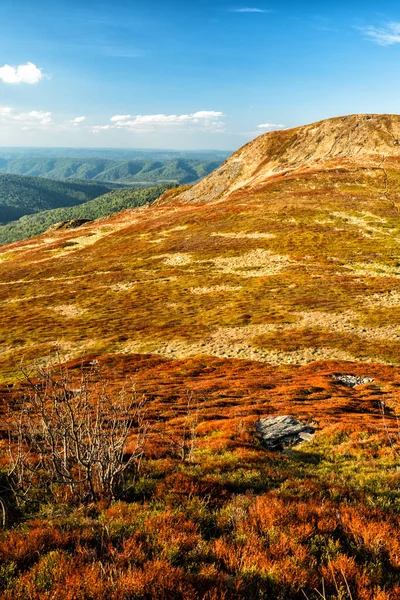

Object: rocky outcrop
[257,415,315,450]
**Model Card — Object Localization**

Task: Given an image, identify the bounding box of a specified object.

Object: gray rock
[332,374,374,388]
[256,415,315,451]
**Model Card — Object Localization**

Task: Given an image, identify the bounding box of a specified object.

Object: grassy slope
[2,165,400,375]
[0,185,172,245]
[1,133,400,597]
[0,174,112,224]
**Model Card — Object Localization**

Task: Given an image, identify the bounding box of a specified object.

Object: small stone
[332,374,374,388]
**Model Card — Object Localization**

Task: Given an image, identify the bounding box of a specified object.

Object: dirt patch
[344,262,400,277]
[190,285,243,295]
[211,249,292,277]
[162,253,192,266]
[211,232,276,239]
[120,335,356,365]
[331,211,389,238]
[52,304,87,318]
[109,282,137,292]
[118,310,398,365]
[363,290,400,307]
[296,310,400,341]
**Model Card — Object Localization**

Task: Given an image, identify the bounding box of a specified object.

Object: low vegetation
[0,357,399,599]
[1,116,400,598]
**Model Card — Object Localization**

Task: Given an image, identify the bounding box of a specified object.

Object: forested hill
[0,184,171,245]
[0,157,224,185]
[0,174,112,224]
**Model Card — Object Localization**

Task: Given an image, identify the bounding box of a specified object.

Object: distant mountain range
[0,156,226,186]
[0,147,231,161]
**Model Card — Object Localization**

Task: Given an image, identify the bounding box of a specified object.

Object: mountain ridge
[0,157,224,186]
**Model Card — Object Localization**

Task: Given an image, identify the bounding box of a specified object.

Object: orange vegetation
[0,354,400,598]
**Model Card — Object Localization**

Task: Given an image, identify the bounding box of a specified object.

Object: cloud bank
[0,106,52,129]
[94,111,225,133]
[68,116,86,124]
[257,123,285,131]
[0,62,44,84]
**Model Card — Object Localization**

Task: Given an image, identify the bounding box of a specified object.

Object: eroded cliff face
[162,114,400,204]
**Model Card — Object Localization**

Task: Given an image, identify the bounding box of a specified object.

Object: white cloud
[0,106,52,129]
[92,125,114,132]
[110,114,132,122]
[0,62,44,84]
[232,8,269,13]
[94,110,226,133]
[68,116,86,124]
[257,123,285,130]
[362,22,400,46]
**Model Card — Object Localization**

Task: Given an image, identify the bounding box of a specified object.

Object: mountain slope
[170,113,400,204]
[0,174,112,224]
[1,114,400,380]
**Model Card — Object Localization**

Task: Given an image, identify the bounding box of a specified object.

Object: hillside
[0,184,172,245]
[0,174,112,224]
[0,157,224,186]
[171,113,400,204]
[1,114,400,599]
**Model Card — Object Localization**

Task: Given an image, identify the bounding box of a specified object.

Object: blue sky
[1,0,400,149]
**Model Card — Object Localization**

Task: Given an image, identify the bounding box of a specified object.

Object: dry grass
[190,285,243,295]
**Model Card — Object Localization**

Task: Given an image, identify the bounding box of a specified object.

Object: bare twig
[4,363,148,505]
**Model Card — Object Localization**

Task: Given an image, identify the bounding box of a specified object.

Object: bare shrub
[5,364,148,505]
[379,400,400,458]
[160,392,200,462]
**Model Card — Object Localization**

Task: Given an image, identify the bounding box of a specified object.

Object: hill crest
[164,114,400,205]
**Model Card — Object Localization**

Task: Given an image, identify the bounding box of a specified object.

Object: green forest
[0,184,171,245]
[0,175,112,224]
